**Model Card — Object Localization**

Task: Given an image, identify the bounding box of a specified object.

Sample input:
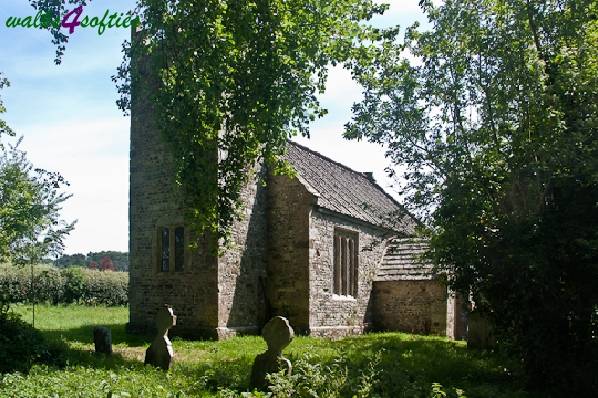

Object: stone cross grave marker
[144,305,176,370]
[250,316,294,389]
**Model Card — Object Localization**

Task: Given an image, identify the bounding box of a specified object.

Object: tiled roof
[375,238,434,281]
[284,142,417,232]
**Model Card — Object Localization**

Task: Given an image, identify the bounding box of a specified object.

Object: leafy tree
[27,1,388,241]
[54,252,86,268]
[0,141,74,266]
[27,0,90,64]
[346,0,598,393]
[86,251,128,271]
[26,0,388,240]
[112,0,387,240]
[0,74,74,332]
[55,251,129,271]
[0,74,74,266]
[98,256,115,272]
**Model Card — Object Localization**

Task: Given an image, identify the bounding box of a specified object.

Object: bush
[83,269,127,306]
[242,352,383,398]
[0,264,128,306]
[0,309,65,374]
[62,268,86,304]
[215,351,468,398]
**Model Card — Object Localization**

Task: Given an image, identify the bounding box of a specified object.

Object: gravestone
[144,305,176,370]
[250,316,294,389]
[93,326,112,355]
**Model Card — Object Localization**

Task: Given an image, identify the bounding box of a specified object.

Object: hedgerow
[0,264,127,306]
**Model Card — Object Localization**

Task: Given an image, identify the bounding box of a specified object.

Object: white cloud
[11,117,130,254]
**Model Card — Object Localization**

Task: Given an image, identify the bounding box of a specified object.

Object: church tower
[128,48,268,338]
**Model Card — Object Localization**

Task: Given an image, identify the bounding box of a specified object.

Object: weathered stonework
[128,55,219,338]
[265,173,312,332]
[308,209,388,337]
[446,291,468,340]
[129,44,464,340]
[216,166,269,338]
[372,280,448,335]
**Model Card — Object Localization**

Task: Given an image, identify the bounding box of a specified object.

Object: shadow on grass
[175,354,257,392]
[55,344,145,370]
[34,324,148,373]
[326,333,527,397]
[35,322,256,390]
[34,324,528,397]
[40,323,150,347]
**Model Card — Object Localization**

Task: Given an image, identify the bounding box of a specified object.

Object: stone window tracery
[160,227,169,272]
[333,228,358,297]
[157,225,185,272]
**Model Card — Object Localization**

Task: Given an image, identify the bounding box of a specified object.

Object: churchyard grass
[1,304,530,397]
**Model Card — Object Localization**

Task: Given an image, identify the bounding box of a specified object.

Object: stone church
[128,58,465,340]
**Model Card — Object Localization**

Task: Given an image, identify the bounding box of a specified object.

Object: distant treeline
[55,251,129,272]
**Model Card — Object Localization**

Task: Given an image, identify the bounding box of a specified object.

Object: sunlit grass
[2,304,530,397]
[14,303,128,331]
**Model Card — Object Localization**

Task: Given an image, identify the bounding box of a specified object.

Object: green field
[0,305,530,397]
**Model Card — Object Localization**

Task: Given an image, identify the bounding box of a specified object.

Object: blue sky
[0,0,428,254]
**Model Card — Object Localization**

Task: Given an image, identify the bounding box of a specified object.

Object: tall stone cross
[144,305,176,370]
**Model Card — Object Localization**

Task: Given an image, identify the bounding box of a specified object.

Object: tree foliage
[0,74,74,265]
[113,0,387,240]
[27,0,89,64]
[346,0,598,393]
[55,251,129,271]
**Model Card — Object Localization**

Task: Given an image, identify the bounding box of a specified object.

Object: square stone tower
[128,53,268,338]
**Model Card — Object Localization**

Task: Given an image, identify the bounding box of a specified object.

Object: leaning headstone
[144,305,176,370]
[250,316,294,390]
[93,326,112,355]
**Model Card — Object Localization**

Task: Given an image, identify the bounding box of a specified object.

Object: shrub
[0,309,65,374]
[0,264,128,306]
[77,269,128,306]
[62,268,86,303]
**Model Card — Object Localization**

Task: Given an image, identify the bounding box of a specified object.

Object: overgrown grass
[1,305,531,397]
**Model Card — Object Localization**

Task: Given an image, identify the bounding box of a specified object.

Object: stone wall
[308,209,389,337]
[216,166,269,338]
[371,280,448,335]
[446,291,468,340]
[266,174,312,333]
[129,50,452,339]
[129,52,219,338]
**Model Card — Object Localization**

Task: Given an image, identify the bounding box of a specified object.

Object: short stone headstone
[93,326,112,355]
[250,316,294,390]
[144,305,176,370]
